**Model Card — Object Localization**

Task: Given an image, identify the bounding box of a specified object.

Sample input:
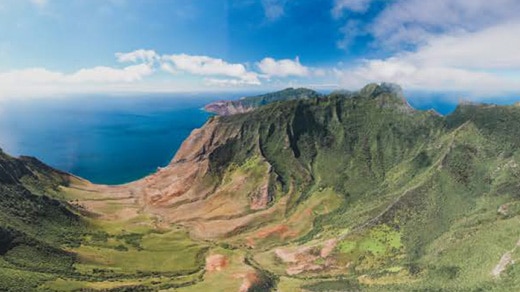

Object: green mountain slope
[204,87,320,115]
[0,151,87,291]
[189,83,520,291]
[1,83,520,291]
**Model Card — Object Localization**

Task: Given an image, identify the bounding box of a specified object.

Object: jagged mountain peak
[358,82,404,98]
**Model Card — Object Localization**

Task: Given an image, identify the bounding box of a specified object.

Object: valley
[2,84,520,291]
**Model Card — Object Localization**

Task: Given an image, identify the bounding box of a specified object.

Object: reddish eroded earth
[274,239,338,275]
[205,254,229,272]
[236,272,260,292]
[249,176,271,210]
[245,224,299,248]
[71,115,318,245]
[320,239,337,257]
[257,225,292,238]
[74,117,282,239]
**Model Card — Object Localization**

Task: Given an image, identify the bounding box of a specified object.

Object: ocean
[0,94,235,185]
[0,91,462,185]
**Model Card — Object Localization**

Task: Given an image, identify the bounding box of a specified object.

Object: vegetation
[2,83,520,291]
[204,87,320,115]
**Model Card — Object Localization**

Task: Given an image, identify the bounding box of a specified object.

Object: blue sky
[0,0,519,100]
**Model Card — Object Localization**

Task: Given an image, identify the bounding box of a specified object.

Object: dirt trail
[492,238,520,278]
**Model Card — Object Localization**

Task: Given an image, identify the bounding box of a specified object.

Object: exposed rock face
[133,117,233,207]
[204,101,255,116]
[114,115,282,239]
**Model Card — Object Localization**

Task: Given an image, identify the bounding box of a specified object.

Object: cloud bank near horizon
[0,0,519,99]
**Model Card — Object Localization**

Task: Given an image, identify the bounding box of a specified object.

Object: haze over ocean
[0,91,465,185]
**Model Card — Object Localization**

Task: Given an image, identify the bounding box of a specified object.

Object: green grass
[74,229,206,275]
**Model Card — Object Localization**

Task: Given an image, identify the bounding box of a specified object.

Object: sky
[0,0,519,100]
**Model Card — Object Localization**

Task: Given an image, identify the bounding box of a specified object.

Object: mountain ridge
[204,87,321,116]
[2,84,520,291]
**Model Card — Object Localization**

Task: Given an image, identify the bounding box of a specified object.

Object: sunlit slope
[1,84,520,291]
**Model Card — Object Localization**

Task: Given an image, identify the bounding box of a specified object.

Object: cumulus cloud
[116,49,158,64]
[161,54,260,85]
[365,0,520,48]
[332,0,520,51]
[335,22,520,93]
[68,63,153,83]
[257,57,310,77]
[0,50,157,98]
[332,0,372,17]
[337,20,365,49]
[0,50,269,97]
[0,63,155,98]
[0,63,153,85]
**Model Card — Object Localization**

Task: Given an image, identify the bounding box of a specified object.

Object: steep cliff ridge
[86,83,442,242]
[3,84,520,291]
[204,87,320,116]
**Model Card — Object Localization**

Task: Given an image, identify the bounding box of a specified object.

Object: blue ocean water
[0,94,234,185]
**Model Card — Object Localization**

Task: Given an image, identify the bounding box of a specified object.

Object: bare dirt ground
[492,237,520,278]
[205,254,228,272]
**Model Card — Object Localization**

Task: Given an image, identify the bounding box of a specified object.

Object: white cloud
[404,22,520,70]
[313,68,327,77]
[68,63,153,83]
[0,68,64,84]
[261,0,288,21]
[332,0,372,17]
[333,0,520,51]
[160,62,176,74]
[337,20,365,49]
[370,0,520,48]
[116,49,158,64]
[0,61,155,98]
[0,64,153,85]
[0,50,267,97]
[161,54,260,85]
[205,78,258,87]
[257,57,310,77]
[335,22,520,94]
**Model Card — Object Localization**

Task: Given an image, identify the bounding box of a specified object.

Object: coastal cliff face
[203,101,255,116]
[127,84,422,236]
[3,84,520,291]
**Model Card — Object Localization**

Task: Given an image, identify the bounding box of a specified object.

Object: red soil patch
[205,254,228,272]
[255,224,297,240]
[320,239,337,258]
[235,271,260,292]
[275,239,339,276]
[257,225,289,238]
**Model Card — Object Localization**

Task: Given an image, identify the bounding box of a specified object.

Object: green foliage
[303,279,361,291]
[4,84,520,291]
[237,87,321,108]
